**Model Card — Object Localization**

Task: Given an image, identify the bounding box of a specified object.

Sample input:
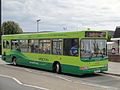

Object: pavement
[104,61,120,76]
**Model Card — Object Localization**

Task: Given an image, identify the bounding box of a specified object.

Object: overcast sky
[2,0,120,32]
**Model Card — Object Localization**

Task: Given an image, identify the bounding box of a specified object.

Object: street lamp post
[37,19,41,32]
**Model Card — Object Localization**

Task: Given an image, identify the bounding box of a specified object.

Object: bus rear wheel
[53,63,61,74]
[12,57,17,65]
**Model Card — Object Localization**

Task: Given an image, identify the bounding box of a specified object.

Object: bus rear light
[80,66,88,70]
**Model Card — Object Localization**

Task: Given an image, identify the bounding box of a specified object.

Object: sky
[2,0,120,32]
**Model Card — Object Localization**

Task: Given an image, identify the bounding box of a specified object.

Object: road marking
[2,64,119,90]
[21,68,119,90]
[3,64,27,70]
[0,74,49,90]
[8,65,120,80]
[99,73,120,79]
[55,75,72,82]
[80,82,118,90]
[24,68,33,72]
[12,77,23,84]
[52,75,119,90]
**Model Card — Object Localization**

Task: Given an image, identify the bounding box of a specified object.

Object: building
[109,27,120,62]
[111,27,120,54]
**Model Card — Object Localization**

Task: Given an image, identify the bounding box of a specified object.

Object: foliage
[1,21,23,35]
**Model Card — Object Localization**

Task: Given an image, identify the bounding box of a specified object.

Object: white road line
[80,82,118,90]
[12,77,23,84]
[100,73,120,79]
[55,75,72,82]
[21,68,119,89]
[2,64,119,89]
[0,74,49,90]
[53,75,119,90]
[24,68,33,72]
[3,64,27,70]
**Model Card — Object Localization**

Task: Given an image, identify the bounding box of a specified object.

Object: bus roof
[2,30,107,40]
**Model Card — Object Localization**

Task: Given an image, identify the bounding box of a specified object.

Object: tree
[1,21,23,35]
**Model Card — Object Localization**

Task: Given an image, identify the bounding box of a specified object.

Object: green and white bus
[2,30,108,75]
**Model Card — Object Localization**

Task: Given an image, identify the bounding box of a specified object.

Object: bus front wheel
[53,63,61,74]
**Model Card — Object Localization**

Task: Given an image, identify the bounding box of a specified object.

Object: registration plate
[94,70,100,73]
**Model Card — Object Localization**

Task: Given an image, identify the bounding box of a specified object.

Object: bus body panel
[2,49,108,75]
[2,31,108,75]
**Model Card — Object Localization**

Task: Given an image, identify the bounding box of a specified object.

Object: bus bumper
[79,66,108,75]
[62,64,108,75]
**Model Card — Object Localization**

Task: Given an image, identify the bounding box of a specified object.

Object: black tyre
[53,63,61,74]
[12,57,17,65]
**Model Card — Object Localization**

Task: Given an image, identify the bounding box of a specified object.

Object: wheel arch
[53,61,60,66]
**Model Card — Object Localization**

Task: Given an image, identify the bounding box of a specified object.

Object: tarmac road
[0,58,120,90]
[0,76,45,90]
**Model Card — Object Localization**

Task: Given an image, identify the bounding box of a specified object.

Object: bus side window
[34,40,39,53]
[52,39,63,55]
[28,39,39,53]
[63,39,79,56]
[3,40,6,48]
[11,40,20,50]
[6,41,10,48]
[3,40,10,49]
[19,40,28,52]
[39,40,51,54]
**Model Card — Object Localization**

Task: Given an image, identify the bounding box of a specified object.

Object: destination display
[85,31,106,37]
